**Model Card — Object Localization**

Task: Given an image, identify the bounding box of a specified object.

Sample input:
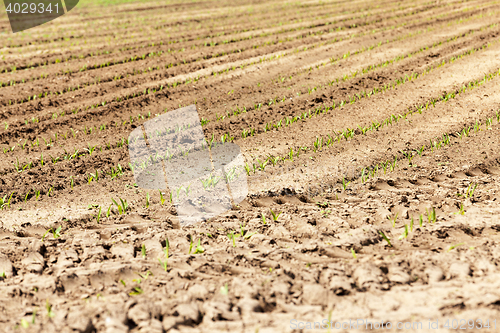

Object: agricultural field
[1,0,500,331]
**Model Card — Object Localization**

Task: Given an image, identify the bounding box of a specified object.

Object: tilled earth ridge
[2,0,500,332]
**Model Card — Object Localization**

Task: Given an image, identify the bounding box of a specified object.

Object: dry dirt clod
[425,266,445,283]
[137,319,163,333]
[302,284,328,306]
[0,254,14,278]
[21,252,45,274]
[188,284,209,301]
[163,302,203,330]
[104,317,129,333]
[236,297,263,316]
[67,311,94,333]
[449,261,472,279]
[110,243,135,259]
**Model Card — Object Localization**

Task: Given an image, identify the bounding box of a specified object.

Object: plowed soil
[1,0,500,332]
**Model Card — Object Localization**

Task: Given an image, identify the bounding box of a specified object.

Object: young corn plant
[0,192,14,210]
[426,207,437,223]
[94,206,102,223]
[270,209,281,222]
[227,232,237,247]
[112,198,129,215]
[193,239,205,254]
[341,177,351,191]
[447,242,465,252]
[379,231,392,247]
[159,190,166,206]
[459,182,478,199]
[454,202,465,215]
[398,224,409,240]
[42,226,62,241]
[158,238,170,271]
[239,223,256,240]
[388,213,398,227]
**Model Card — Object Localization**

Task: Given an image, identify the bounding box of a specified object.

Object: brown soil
[1,0,500,332]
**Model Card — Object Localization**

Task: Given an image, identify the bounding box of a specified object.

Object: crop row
[2,19,497,158]
[0,0,480,93]
[3,3,492,130]
[201,21,499,130]
[243,63,500,179]
[211,34,499,143]
[3,59,499,207]
[0,0,419,74]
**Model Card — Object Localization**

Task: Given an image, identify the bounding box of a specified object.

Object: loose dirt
[1,0,500,332]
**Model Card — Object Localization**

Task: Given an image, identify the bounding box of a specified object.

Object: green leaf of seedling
[448,243,465,252]
[194,239,205,254]
[379,231,392,247]
[220,283,229,295]
[129,287,143,296]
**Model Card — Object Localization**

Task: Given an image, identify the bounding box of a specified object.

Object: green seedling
[220,283,229,295]
[227,232,236,247]
[388,213,398,227]
[261,213,267,225]
[465,182,477,198]
[0,192,14,210]
[46,300,55,318]
[24,189,31,202]
[410,217,414,232]
[455,202,465,215]
[341,177,350,191]
[316,201,328,208]
[419,214,423,227]
[184,184,191,197]
[321,209,331,217]
[426,207,437,223]
[42,226,62,241]
[239,223,256,239]
[129,287,143,296]
[19,318,29,327]
[447,242,465,252]
[95,206,102,223]
[141,244,146,258]
[379,231,392,247]
[351,248,357,259]
[398,224,409,240]
[193,239,205,254]
[111,198,128,215]
[256,159,268,171]
[159,190,166,205]
[145,192,150,208]
[158,237,170,271]
[270,209,281,221]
